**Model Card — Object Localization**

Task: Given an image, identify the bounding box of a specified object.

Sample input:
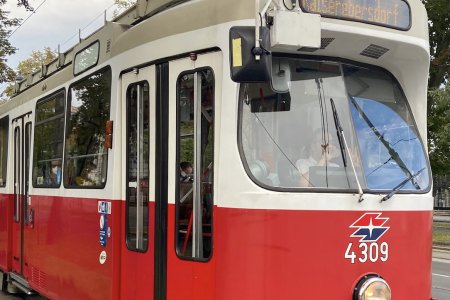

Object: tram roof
[0,0,429,112]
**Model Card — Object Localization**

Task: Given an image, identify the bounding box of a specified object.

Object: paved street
[0,293,44,300]
[433,258,450,300]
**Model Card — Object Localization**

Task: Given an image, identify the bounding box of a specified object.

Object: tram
[0,0,432,299]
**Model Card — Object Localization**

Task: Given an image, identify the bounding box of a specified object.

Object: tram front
[222,0,432,299]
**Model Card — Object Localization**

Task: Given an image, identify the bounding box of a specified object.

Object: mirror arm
[255,0,278,60]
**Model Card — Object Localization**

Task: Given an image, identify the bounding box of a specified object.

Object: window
[33,91,65,187]
[176,69,214,260]
[344,65,429,190]
[14,127,19,222]
[0,116,8,187]
[126,82,150,251]
[74,41,100,75]
[24,122,32,223]
[64,68,111,188]
[239,57,430,192]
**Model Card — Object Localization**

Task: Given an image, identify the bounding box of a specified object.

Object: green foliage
[17,47,57,76]
[422,0,450,88]
[113,0,136,17]
[0,0,32,83]
[422,1,450,185]
[1,47,57,100]
[427,88,450,175]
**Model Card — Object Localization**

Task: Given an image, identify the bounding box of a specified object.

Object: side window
[176,68,214,260]
[126,82,150,251]
[0,116,9,187]
[64,68,111,188]
[33,91,65,187]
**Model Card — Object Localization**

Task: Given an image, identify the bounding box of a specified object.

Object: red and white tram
[0,0,433,299]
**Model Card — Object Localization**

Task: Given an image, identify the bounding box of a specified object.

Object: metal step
[8,272,34,295]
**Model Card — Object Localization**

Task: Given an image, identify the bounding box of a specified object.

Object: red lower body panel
[0,193,432,299]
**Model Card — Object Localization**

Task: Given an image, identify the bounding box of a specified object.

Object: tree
[1,47,57,100]
[113,0,136,17]
[17,47,57,75]
[422,0,450,88]
[0,0,32,83]
[422,1,450,191]
[427,88,450,175]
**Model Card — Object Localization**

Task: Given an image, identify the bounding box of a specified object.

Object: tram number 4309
[345,242,389,264]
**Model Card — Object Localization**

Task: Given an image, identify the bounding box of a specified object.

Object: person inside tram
[46,159,62,185]
[179,161,194,205]
[180,161,193,183]
[296,129,340,187]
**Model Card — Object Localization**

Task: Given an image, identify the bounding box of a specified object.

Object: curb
[433,248,450,261]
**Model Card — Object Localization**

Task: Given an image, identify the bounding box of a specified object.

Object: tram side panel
[22,194,121,300]
[0,192,12,271]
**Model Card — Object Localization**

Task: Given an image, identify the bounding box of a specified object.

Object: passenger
[296,130,340,187]
[180,161,193,182]
[46,159,62,185]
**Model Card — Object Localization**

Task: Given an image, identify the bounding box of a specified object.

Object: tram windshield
[239,58,430,192]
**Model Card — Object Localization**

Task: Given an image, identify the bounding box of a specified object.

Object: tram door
[120,66,156,299]
[166,52,221,299]
[11,114,32,275]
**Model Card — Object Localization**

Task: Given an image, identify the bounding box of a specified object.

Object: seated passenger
[296,130,340,187]
[46,159,62,185]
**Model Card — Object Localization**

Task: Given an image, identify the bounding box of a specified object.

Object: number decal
[345,242,389,264]
[380,242,389,262]
[345,243,356,264]
[369,243,379,262]
[359,243,368,263]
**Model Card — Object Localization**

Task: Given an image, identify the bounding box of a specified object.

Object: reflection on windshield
[239,58,429,192]
[350,97,427,190]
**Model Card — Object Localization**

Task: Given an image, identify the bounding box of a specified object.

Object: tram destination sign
[300,0,411,30]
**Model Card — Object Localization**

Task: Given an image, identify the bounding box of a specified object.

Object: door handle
[28,208,34,229]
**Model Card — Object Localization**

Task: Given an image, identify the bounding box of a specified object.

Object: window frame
[13,126,20,223]
[32,89,66,188]
[175,67,215,262]
[125,80,150,253]
[73,40,101,76]
[237,55,431,195]
[64,66,112,189]
[0,115,9,187]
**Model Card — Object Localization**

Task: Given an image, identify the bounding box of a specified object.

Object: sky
[4,0,117,70]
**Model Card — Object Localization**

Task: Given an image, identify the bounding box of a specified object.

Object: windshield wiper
[330,98,364,202]
[380,167,425,202]
[330,98,347,167]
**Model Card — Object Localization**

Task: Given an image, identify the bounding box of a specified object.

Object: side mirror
[271,58,291,93]
[229,26,271,82]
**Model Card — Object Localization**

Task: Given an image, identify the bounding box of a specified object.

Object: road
[433,259,450,300]
[0,293,44,300]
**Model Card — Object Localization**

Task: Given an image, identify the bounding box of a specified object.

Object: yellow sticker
[232,38,243,68]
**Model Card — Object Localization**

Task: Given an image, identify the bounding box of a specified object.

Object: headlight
[354,275,391,300]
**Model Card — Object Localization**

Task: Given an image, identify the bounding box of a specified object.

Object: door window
[126,82,150,251]
[14,127,20,222]
[176,68,214,260]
